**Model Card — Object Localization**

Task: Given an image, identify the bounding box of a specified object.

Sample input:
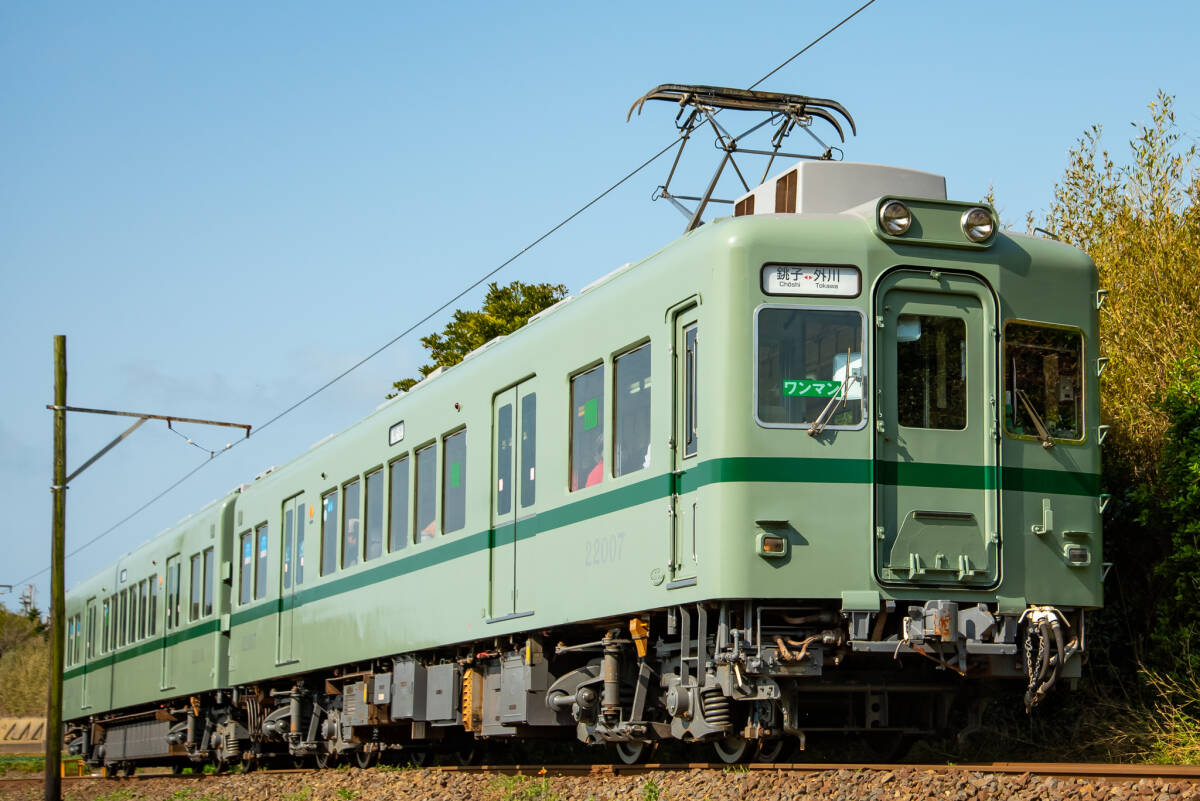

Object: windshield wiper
[808,375,858,437]
[1015,388,1055,449]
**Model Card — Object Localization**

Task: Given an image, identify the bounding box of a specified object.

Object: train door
[489,380,537,621]
[160,554,181,690]
[82,598,96,708]
[670,309,700,586]
[874,271,1000,587]
[276,494,304,666]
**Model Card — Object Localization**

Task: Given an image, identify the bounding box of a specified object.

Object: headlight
[878,200,912,235]
[961,207,995,242]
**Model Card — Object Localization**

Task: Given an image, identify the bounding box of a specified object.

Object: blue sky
[2,1,1197,609]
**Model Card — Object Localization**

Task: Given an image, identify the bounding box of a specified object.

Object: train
[60,87,1103,770]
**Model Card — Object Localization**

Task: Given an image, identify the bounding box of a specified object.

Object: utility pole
[47,335,66,801]
[42,336,249,800]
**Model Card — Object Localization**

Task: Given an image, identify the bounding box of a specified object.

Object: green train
[61,144,1103,769]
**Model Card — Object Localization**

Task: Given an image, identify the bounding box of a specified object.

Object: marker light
[962,207,995,242]
[878,201,912,235]
[756,532,789,558]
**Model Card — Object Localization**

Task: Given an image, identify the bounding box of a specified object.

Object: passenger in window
[572,434,603,490]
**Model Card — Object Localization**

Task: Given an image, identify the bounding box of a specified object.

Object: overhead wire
[17,0,879,587]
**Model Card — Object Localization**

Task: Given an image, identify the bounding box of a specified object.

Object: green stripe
[67,456,1100,679]
[875,461,997,490]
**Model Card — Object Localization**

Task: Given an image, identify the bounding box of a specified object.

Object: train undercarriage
[66,599,1083,771]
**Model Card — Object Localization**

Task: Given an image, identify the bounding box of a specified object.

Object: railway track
[2,761,1198,786]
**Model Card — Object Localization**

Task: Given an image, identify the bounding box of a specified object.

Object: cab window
[756,307,865,427]
[1004,322,1084,441]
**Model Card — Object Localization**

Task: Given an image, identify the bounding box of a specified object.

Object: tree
[1028,93,1200,679]
[388,280,568,397]
[1031,91,1200,474]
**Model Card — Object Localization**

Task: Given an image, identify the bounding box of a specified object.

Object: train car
[63,134,1103,768]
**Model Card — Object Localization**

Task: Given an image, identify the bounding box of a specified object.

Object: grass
[487,774,561,801]
[282,788,313,801]
[641,778,663,801]
[0,755,85,777]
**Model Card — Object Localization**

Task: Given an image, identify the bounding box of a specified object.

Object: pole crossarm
[45,404,252,485]
[45,405,252,435]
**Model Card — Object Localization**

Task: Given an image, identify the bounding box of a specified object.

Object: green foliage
[487,774,561,801]
[1032,91,1200,473]
[282,787,313,801]
[335,788,359,800]
[641,777,663,801]
[0,604,48,716]
[388,281,568,397]
[1138,354,1200,671]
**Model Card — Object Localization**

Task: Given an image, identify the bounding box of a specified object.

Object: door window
[520,393,536,508]
[497,404,513,516]
[896,315,967,430]
[684,325,698,457]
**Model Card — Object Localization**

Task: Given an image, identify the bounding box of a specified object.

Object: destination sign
[762,264,860,297]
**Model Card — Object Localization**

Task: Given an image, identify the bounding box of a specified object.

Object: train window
[256,523,269,599]
[415,444,436,542]
[388,457,409,551]
[1003,322,1084,442]
[756,307,865,428]
[139,580,148,639]
[166,557,180,629]
[101,598,109,652]
[148,574,158,635]
[86,601,96,659]
[65,618,74,666]
[897,315,967,430]
[342,479,361,569]
[240,531,253,604]
[443,429,467,533]
[321,492,338,575]
[296,503,305,585]
[497,404,513,516]
[570,365,604,491]
[118,590,127,647]
[190,553,202,621]
[614,344,652,477]
[685,325,699,457]
[283,502,294,590]
[202,548,214,616]
[520,393,536,508]
[364,468,384,561]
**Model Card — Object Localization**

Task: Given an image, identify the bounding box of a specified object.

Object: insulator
[700,688,732,728]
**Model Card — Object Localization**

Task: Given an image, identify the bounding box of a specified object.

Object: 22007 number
[584,532,626,567]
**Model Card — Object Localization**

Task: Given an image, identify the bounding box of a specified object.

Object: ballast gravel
[2,767,1197,801]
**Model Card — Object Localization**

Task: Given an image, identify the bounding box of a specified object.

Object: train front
[685,160,1102,743]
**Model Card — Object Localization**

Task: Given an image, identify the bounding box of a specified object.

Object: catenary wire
[18,0,879,588]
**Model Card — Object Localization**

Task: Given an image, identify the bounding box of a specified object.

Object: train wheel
[353,748,378,769]
[754,738,787,763]
[454,744,484,766]
[241,753,259,773]
[404,749,431,767]
[712,735,752,764]
[614,741,655,765]
[313,750,337,770]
